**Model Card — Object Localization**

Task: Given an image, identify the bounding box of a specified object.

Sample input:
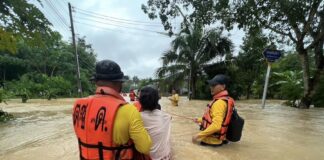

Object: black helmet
[90,60,126,82]
[206,74,229,86]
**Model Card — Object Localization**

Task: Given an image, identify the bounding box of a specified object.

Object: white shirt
[141,109,172,160]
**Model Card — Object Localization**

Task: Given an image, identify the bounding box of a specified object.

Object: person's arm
[174,94,179,102]
[129,109,152,154]
[197,100,227,138]
[168,95,174,101]
[193,117,202,123]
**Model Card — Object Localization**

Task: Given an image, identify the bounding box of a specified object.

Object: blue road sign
[263,49,282,62]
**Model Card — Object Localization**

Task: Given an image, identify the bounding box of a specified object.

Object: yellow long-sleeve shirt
[197,99,227,145]
[169,94,179,106]
[113,103,152,154]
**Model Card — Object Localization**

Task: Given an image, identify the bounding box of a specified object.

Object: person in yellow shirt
[192,74,234,146]
[168,89,179,106]
[72,60,151,160]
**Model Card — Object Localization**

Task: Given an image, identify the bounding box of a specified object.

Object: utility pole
[68,3,82,97]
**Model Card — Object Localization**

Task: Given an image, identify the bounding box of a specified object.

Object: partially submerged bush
[0,109,14,122]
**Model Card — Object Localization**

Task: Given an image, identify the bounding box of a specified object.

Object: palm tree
[156,27,233,98]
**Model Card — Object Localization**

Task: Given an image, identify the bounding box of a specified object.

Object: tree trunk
[246,84,251,99]
[307,40,324,106]
[3,69,5,81]
[298,49,311,108]
[298,37,324,108]
[50,66,57,77]
[191,75,197,99]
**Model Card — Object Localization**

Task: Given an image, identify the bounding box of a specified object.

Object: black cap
[90,60,126,82]
[207,74,229,86]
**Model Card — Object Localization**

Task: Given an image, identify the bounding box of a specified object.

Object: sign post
[261,49,282,109]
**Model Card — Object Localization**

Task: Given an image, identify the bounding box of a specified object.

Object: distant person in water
[192,74,235,147]
[168,89,179,106]
[129,89,136,101]
[140,86,172,160]
[133,89,142,111]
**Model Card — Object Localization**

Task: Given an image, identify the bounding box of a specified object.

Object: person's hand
[192,134,200,144]
[192,118,199,124]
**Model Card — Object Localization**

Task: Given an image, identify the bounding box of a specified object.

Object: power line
[39,0,69,36]
[74,16,162,34]
[46,0,70,28]
[76,11,162,27]
[56,0,69,15]
[74,21,169,38]
[74,7,161,25]
[43,2,69,32]
[79,58,95,70]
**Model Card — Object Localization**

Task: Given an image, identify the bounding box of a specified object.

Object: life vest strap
[78,138,134,160]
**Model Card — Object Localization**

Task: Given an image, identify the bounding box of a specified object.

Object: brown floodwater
[1,97,324,160]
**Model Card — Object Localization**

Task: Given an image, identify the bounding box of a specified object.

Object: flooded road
[1,97,324,160]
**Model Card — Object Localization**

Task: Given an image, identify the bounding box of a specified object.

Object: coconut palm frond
[161,50,178,65]
[155,64,187,78]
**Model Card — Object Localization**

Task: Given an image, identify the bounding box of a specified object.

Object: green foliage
[157,27,233,98]
[236,29,269,99]
[142,0,231,35]
[0,1,96,107]
[1,37,96,101]
[271,71,303,107]
[0,0,53,51]
[42,76,72,100]
[0,27,17,53]
[143,0,324,107]
[0,88,8,103]
[8,74,34,103]
[138,78,156,89]
[203,61,243,100]
[5,73,74,101]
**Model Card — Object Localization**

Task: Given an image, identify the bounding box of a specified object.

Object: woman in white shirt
[139,86,172,160]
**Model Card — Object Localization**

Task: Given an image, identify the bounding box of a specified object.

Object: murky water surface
[1,98,324,160]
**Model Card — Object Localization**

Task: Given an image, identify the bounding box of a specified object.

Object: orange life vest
[133,101,142,112]
[73,87,134,160]
[200,90,234,141]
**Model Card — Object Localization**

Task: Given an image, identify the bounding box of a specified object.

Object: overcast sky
[35,0,244,79]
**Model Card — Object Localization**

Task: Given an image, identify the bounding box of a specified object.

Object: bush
[43,76,71,100]
[8,75,33,103]
[271,71,303,107]
[6,73,74,101]
[0,109,14,122]
[0,88,7,103]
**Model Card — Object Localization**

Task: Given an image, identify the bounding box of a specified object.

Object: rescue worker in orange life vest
[72,59,152,160]
[192,74,235,146]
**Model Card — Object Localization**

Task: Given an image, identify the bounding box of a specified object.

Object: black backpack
[226,108,244,142]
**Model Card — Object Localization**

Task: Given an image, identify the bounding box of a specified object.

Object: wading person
[139,86,172,160]
[192,74,235,146]
[72,59,152,160]
[168,89,179,106]
[133,90,142,112]
[129,89,136,101]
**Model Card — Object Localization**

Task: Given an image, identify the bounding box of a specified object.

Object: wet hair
[139,86,160,111]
